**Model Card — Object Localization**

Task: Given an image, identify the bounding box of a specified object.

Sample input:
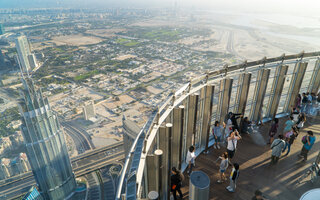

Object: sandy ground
[114,54,137,61]
[86,28,126,38]
[51,34,103,46]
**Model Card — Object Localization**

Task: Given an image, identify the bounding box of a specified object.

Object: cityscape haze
[0,0,319,199]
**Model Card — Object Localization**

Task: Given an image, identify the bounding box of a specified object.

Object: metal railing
[116,51,320,200]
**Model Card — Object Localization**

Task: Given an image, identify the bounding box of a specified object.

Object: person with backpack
[170,167,183,200]
[186,146,196,175]
[268,118,279,144]
[282,126,298,156]
[216,152,229,183]
[300,131,316,161]
[283,116,295,133]
[227,129,241,160]
[226,163,240,192]
[213,121,226,149]
[270,135,285,164]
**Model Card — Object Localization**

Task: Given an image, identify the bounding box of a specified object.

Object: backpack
[301,136,307,144]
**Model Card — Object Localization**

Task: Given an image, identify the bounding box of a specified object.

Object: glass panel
[244,70,258,117]
[301,60,316,93]
[228,76,239,113]
[277,63,295,113]
[263,68,276,117]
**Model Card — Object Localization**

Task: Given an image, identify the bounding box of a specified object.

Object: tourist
[268,118,279,144]
[213,121,225,149]
[226,163,240,192]
[241,117,253,134]
[186,146,196,175]
[270,135,285,164]
[300,131,316,161]
[225,113,233,142]
[283,116,295,133]
[216,152,229,183]
[294,94,302,110]
[301,93,308,113]
[282,127,298,156]
[296,113,306,131]
[170,167,183,200]
[291,107,300,122]
[229,112,242,131]
[227,129,241,160]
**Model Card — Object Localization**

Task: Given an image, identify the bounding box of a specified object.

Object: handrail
[116,51,320,199]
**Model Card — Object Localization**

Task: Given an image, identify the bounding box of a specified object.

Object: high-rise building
[122,115,140,157]
[82,100,95,120]
[0,24,4,35]
[19,76,76,200]
[15,36,37,73]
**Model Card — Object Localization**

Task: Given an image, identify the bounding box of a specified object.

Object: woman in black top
[171,167,183,200]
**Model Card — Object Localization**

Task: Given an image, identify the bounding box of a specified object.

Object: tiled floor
[180,114,320,200]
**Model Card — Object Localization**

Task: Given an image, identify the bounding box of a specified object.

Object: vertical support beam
[171,105,185,170]
[185,94,199,148]
[266,65,288,118]
[284,62,308,113]
[195,88,205,149]
[200,85,214,152]
[155,149,163,198]
[217,78,233,123]
[158,123,172,200]
[308,59,320,94]
[250,68,270,122]
[146,154,156,192]
[158,126,168,200]
[234,73,251,115]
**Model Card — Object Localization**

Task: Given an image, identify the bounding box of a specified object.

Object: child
[216,152,229,183]
[213,121,225,149]
[226,163,240,192]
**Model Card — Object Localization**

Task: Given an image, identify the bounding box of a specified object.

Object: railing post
[266,65,289,119]
[283,62,308,113]
[217,78,233,123]
[200,85,214,152]
[146,154,156,193]
[171,105,185,170]
[234,73,251,115]
[155,149,163,198]
[250,68,270,123]
[308,58,320,94]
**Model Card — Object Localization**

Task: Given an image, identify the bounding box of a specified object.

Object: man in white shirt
[227,129,241,160]
[186,146,196,175]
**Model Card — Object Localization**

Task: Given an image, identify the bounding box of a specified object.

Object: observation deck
[116,51,320,200]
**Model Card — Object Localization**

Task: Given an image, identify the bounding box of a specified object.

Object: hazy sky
[0,0,319,17]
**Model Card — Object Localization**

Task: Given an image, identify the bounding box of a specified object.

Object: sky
[0,0,319,18]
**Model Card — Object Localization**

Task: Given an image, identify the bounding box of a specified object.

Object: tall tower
[15,36,37,73]
[18,76,76,200]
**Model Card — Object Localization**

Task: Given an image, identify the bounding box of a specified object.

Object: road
[0,143,124,200]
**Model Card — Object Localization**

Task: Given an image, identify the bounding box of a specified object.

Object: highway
[0,143,124,200]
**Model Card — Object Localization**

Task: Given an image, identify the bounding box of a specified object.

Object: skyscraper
[19,76,76,200]
[15,36,37,73]
[0,24,4,35]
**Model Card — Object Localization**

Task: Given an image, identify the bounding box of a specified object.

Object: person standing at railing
[229,112,242,131]
[294,94,302,110]
[186,146,196,176]
[268,118,279,144]
[213,121,226,149]
[300,131,316,161]
[301,93,308,113]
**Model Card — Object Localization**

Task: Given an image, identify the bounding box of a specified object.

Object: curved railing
[116,51,320,199]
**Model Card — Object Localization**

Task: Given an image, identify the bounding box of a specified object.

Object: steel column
[146,154,156,192]
[250,68,270,122]
[266,65,288,118]
[284,62,308,113]
[308,59,320,94]
[234,73,251,115]
[217,78,233,123]
[158,123,172,200]
[154,149,163,197]
[171,105,185,169]
[200,85,214,152]
[184,94,199,149]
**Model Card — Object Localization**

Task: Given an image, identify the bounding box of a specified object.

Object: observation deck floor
[181,114,320,200]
